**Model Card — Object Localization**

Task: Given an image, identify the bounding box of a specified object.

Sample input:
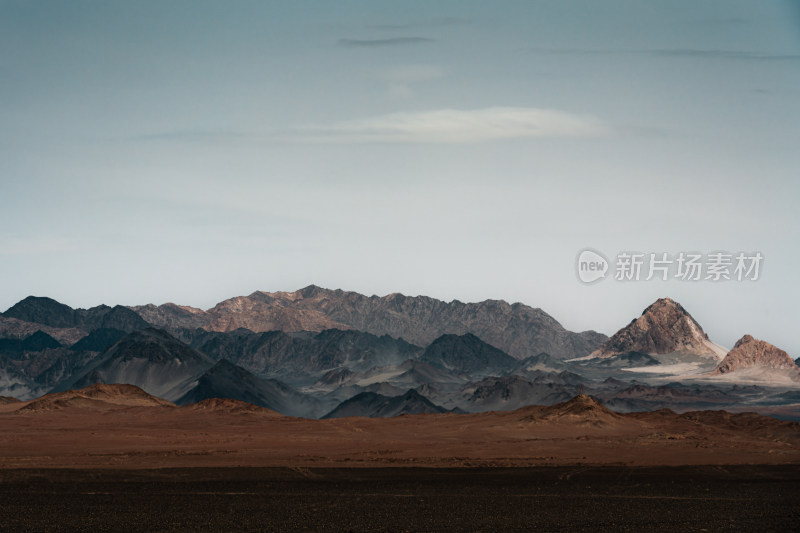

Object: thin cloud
[650,49,800,61]
[529,47,800,62]
[119,129,247,142]
[338,37,436,47]
[289,107,609,144]
[367,17,469,30]
[380,65,445,99]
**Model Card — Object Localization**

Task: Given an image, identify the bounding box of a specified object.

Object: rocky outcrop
[713,335,800,376]
[591,298,725,360]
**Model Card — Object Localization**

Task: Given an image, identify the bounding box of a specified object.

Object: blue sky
[1,1,799,353]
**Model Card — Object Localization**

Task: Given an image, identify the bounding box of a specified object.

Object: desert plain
[1,387,799,531]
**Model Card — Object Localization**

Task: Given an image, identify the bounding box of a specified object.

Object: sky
[1,1,799,354]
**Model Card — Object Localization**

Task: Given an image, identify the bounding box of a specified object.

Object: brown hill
[528,394,621,426]
[591,298,725,359]
[713,335,800,377]
[2,393,799,468]
[0,396,20,404]
[16,383,175,412]
[184,398,281,415]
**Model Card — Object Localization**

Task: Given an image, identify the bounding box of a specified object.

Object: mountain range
[1,287,798,420]
[132,285,606,359]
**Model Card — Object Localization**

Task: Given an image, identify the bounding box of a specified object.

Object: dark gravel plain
[1,465,798,532]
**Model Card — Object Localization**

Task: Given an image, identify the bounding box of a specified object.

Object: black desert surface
[0,466,798,532]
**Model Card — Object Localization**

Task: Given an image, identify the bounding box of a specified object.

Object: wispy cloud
[367,17,469,30]
[338,37,436,47]
[529,47,800,62]
[118,129,247,142]
[289,107,609,144]
[379,65,445,99]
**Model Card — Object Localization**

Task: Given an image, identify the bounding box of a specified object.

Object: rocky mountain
[175,359,324,418]
[462,375,578,412]
[129,303,208,330]
[311,359,467,403]
[601,383,734,412]
[511,352,567,376]
[190,328,421,385]
[69,328,127,352]
[322,389,448,419]
[712,335,800,380]
[0,357,33,399]
[420,333,518,377]
[32,349,101,392]
[590,298,726,360]
[390,359,467,386]
[4,290,799,419]
[0,315,85,345]
[132,294,347,333]
[4,297,149,333]
[132,285,606,359]
[0,335,102,400]
[0,330,61,358]
[3,296,76,328]
[57,328,214,400]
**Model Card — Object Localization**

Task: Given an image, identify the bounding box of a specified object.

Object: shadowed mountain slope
[323,389,448,419]
[175,359,323,418]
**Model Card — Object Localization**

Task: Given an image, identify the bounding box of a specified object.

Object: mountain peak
[4,296,76,328]
[591,298,725,360]
[641,297,683,315]
[420,333,517,376]
[298,284,325,298]
[733,334,756,349]
[713,335,799,377]
[129,286,606,359]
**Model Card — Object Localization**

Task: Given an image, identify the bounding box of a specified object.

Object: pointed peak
[714,335,798,376]
[562,393,604,408]
[522,393,620,424]
[591,297,717,359]
[641,297,685,316]
[298,284,324,298]
[733,334,756,348]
